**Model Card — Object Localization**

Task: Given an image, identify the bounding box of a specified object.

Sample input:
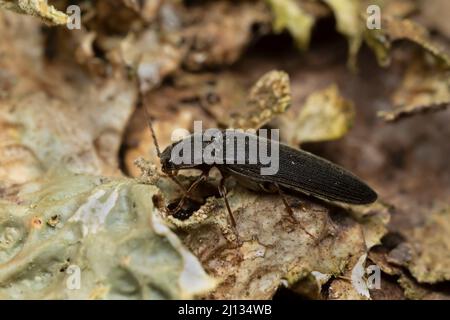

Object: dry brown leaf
[121,0,163,23]
[227,70,291,130]
[323,0,362,69]
[379,59,450,121]
[381,0,417,18]
[368,246,450,300]
[369,207,450,297]
[369,246,403,277]
[365,16,450,68]
[280,84,355,145]
[0,0,67,25]
[401,207,450,284]
[418,0,450,39]
[265,0,315,50]
[397,274,450,300]
[117,30,184,92]
[0,11,137,185]
[289,271,331,299]
[40,1,184,80]
[182,1,270,70]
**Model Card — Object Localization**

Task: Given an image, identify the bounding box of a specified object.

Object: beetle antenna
[144,108,161,158]
[139,90,161,158]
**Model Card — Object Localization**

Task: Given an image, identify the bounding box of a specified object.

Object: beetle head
[160,145,177,175]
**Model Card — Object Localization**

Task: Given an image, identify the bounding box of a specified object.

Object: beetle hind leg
[274,183,316,240]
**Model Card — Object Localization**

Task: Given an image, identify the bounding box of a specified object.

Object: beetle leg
[171,170,209,215]
[274,183,315,239]
[218,177,236,228]
[168,175,187,193]
[165,170,200,202]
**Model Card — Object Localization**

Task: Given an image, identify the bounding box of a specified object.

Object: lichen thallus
[142,108,377,240]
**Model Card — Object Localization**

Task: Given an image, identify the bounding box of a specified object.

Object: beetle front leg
[168,174,187,194]
[171,169,210,215]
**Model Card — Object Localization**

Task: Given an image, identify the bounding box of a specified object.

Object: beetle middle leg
[217,175,242,245]
[218,176,236,228]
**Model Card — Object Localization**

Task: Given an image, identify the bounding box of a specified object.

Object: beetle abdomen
[223,135,377,205]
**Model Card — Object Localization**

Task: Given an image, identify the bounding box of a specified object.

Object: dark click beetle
[145,113,377,233]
